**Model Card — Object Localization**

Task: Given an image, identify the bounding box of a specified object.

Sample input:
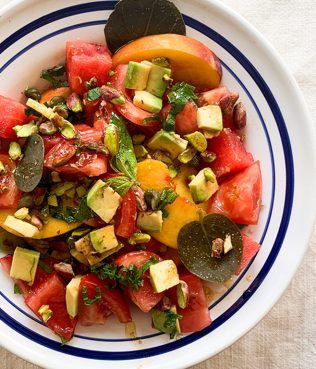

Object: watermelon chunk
[0,95,32,139]
[235,232,261,275]
[66,41,112,95]
[207,128,254,178]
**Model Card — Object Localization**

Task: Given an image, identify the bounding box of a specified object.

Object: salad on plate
[0,0,262,343]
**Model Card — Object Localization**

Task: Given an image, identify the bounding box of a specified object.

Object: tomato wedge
[166,272,211,333]
[0,153,22,209]
[25,272,77,342]
[235,232,261,275]
[113,251,163,313]
[114,188,137,238]
[207,128,254,178]
[79,273,131,324]
[110,64,161,128]
[208,161,262,225]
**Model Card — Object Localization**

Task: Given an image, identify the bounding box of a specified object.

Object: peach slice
[137,159,175,191]
[150,196,200,249]
[173,166,208,212]
[0,209,81,239]
[40,87,72,104]
[112,34,222,90]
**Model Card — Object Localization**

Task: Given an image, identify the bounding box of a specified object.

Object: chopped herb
[143,115,162,124]
[51,196,95,223]
[82,285,102,305]
[164,310,182,339]
[38,260,53,274]
[41,65,69,88]
[92,256,158,290]
[87,87,102,101]
[109,113,137,180]
[14,283,22,294]
[103,176,134,197]
[164,82,197,131]
[144,187,178,216]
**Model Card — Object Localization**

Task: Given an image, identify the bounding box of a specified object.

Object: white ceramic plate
[0,1,315,368]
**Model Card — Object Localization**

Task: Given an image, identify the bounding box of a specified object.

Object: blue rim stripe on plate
[0,1,294,360]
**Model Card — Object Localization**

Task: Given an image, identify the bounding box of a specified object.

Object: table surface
[1,0,315,368]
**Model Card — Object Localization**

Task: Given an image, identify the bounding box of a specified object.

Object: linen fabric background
[0,0,315,368]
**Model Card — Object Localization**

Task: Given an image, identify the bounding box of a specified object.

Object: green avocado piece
[189,168,218,203]
[137,211,163,233]
[87,179,121,223]
[149,260,180,293]
[151,305,181,338]
[147,129,188,159]
[197,104,223,132]
[124,61,151,90]
[133,90,162,113]
[10,247,40,285]
[142,61,171,97]
[89,225,119,253]
[66,275,83,318]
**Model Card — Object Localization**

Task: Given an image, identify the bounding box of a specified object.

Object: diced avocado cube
[203,130,220,139]
[133,90,162,113]
[10,247,40,285]
[151,305,181,338]
[89,225,118,253]
[124,61,151,90]
[197,105,223,132]
[184,131,207,152]
[149,260,180,293]
[66,275,83,318]
[137,211,163,233]
[86,243,123,266]
[87,179,121,223]
[74,235,92,256]
[70,248,89,266]
[142,61,171,97]
[4,216,39,238]
[189,168,219,203]
[147,129,188,159]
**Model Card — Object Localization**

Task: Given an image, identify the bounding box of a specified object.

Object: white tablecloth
[0,0,315,368]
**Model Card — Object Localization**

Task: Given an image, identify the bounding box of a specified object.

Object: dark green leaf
[103,176,134,197]
[104,0,186,54]
[87,87,102,101]
[14,283,22,294]
[41,65,68,88]
[157,188,178,211]
[178,214,243,283]
[164,310,182,338]
[164,82,198,132]
[109,113,137,180]
[144,187,178,215]
[82,285,102,305]
[14,134,44,192]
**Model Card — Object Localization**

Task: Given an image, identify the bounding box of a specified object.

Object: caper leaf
[178,214,243,283]
[14,134,44,192]
[104,0,186,54]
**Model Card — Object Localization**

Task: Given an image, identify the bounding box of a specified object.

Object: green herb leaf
[164,310,182,339]
[87,87,102,101]
[164,82,197,131]
[14,283,22,294]
[50,196,95,223]
[103,176,134,197]
[82,285,102,305]
[41,65,69,88]
[144,187,178,216]
[109,113,137,180]
[92,256,158,290]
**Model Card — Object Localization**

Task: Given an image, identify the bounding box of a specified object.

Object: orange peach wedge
[112,34,222,90]
[0,209,81,239]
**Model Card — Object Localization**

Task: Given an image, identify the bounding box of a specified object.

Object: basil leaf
[50,196,95,223]
[87,87,102,101]
[109,113,137,180]
[164,82,198,132]
[104,176,134,197]
[41,65,69,88]
[82,286,102,305]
